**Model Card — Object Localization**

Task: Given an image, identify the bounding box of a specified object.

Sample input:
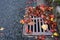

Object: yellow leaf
[41,24,48,30]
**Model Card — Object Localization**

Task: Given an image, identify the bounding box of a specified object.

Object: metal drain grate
[23,16,52,36]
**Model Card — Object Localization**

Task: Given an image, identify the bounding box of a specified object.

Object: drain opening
[41,28,43,32]
[34,20,36,23]
[41,22,43,25]
[31,25,33,32]
[48,25,50,30]
[34,24,36,32]
[38,22,40,32]
[28,25,30,32]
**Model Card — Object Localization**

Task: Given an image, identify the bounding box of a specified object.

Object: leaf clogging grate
[20,5,59,40]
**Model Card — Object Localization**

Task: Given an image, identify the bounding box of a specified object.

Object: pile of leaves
[20,4,59,40]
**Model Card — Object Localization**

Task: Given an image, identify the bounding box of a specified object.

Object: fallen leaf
[41,24,48,30]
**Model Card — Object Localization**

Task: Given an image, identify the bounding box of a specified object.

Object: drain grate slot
[31,25,33,32]
[38,22,40,32]
[28,25,30,32]
[41,22,43,25]
[34,20,36,23]
[41,28,43,32]
[34,24,36,32]
[48,25,50,30]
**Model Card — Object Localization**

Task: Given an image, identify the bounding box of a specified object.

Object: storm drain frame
[23,16,52,36]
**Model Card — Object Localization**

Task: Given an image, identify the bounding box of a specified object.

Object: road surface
[37,0,45,5]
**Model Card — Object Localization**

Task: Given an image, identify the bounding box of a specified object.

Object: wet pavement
[0,0,26,40]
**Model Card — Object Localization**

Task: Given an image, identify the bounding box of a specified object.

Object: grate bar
[30,25,31,32]
[39,18,42,32]
[36,18,38,32]
[33,16,35,33]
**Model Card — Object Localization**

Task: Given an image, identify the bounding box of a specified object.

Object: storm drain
[23,16,52,36]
